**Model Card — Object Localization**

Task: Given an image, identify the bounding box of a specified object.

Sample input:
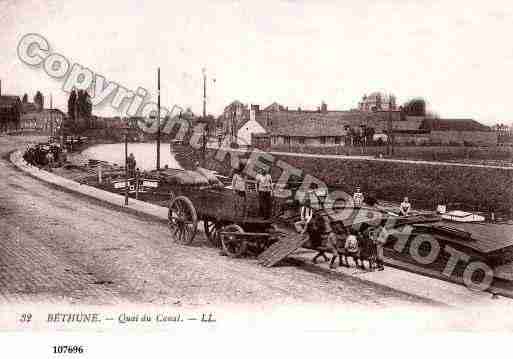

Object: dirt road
[0,135,438,308]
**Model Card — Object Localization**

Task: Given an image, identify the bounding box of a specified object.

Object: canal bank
[5,136,446,310]
[171,144,513,219]
[4,148,491,306]
[9,143,513,304]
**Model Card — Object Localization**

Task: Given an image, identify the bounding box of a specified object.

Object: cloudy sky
[1,0,512,124]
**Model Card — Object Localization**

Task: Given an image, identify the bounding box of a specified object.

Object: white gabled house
[236,106,267,146]
[237,118,267,146]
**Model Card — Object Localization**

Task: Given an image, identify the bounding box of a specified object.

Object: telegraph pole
[202,67,207,118]
[125,124,129,206]
[202,68,207,162]
[387,95,394,155]
[387,97,392,156]
[50,94,53,138]
[389,96,394,155]
[156,68,161,171]
[231,110,235,144]
[74,89,78,131]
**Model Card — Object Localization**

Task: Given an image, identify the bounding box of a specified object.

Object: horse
[327,223,378,271]
[305,216,378,271]
[358,226,379,270]
[306,214,330,264]
[326,222,351,269]
[303,213,342,264]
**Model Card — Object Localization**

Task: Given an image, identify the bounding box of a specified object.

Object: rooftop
[21,102,38,113]
[267,112,417,137]
[421,118,491,132]
[0,95,20,108]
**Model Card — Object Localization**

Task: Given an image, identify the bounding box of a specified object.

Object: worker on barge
[399,197,411,216]
[294,198,313,234]
[353,186,364,208]
[127,153,136,178]
[256,167,273,219]
[232,164,247,217]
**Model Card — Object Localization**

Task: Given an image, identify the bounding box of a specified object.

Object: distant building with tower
[217,94,496,149]
[358,92,397,112]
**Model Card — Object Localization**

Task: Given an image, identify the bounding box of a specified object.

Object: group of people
[296,205,386,271]
[229,164,415,269]
[290,185,416,271]
[23,143,63,170]
[232,164,274,219]
[309,210,384,270]
[353,186,412,216]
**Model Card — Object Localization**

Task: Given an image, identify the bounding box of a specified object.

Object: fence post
[135,169,139,200]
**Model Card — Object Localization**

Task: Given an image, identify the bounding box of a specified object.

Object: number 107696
[53,346,84,354]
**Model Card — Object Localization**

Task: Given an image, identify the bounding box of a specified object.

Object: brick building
[358,92,397,112]
[0,95,21,133]
[20,109,65,135]
[265,111,419,148]
[493,123,513,147]
[21,102,38,113]
[220,100,250,139]
[218,99,496,149]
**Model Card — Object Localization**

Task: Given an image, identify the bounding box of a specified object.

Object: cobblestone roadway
[0,136,439,307]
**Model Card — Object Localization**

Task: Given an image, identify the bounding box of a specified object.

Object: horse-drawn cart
[163,168,288,257]
[160,167,443,266]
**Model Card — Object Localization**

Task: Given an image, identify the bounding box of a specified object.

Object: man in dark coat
[127,153,136,178]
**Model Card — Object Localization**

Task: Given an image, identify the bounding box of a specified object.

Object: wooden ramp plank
[257,233,310,267]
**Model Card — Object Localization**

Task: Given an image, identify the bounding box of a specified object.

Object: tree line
[61,89,92,134]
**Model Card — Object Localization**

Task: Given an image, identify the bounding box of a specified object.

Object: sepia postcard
[1,0,513,356]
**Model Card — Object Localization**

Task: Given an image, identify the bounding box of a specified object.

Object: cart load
[158,167,223,188]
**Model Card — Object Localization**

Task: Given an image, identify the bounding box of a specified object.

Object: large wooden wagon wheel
[220,224,246,258]
[204,220,222,247]
[168,196,198,244]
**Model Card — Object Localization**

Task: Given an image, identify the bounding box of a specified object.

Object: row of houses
[0,95,21,132]
[218,98,496,149]
[0,88,65,134]
[20,109,65,134]
[0,84,501,148]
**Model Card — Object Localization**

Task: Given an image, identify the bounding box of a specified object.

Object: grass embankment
[174,145,513,218]
[268,145,513,166]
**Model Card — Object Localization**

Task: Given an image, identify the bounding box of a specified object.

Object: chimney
[321,102,327,113]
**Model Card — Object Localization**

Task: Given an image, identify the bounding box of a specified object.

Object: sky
[1,0,512,125]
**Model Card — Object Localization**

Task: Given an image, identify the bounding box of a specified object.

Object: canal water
[82,142,182,171]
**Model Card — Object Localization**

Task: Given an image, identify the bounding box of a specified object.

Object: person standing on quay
[45,150,54,172]
[256,168,273,219]
[353,186,364,208]
[127,153,136,178]
[399,197,411,216]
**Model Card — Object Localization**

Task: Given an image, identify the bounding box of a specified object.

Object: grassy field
[268,145,513,166]
[174,145,513,218]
